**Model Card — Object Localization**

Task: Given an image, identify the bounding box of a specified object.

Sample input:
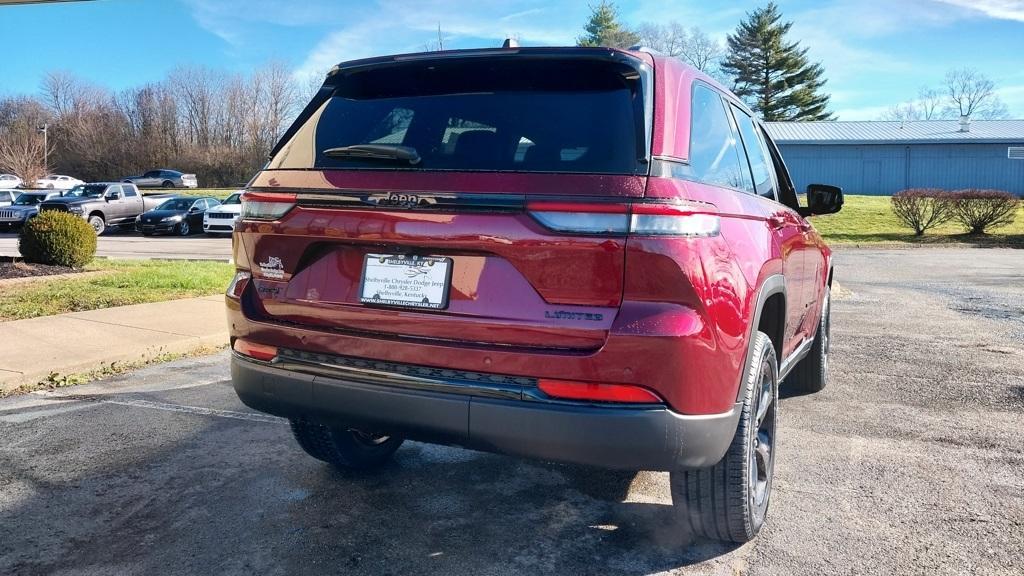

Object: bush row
[891,189,1020,236]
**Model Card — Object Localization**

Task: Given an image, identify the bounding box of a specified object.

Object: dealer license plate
[359,254,452,310]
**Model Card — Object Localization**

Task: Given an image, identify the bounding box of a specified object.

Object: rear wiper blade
[322,144,421,165]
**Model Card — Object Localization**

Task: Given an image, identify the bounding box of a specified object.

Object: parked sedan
[0,174,22,189]
[122,169,198,189]
[0,191,63,230]
[202,191,241,235]
[135,196,220,236]
[35,174,84,190]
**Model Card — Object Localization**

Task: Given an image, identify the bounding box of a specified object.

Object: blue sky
[3,0,1024,120]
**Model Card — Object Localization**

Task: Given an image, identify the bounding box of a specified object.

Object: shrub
[949,189,1020,235]
[890,189,954,236]
[18,211,97,268]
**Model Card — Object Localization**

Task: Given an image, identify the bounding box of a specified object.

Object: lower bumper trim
[231,355,741,471]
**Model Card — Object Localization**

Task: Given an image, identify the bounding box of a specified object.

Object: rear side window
[731,105,776,199]
[270,58,648,175]
[686,85,750,191]
[123,184,138,197]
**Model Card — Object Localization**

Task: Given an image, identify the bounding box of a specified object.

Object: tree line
[578,1,1010,123]
[1,3,1014,186]
[0,62,308,187]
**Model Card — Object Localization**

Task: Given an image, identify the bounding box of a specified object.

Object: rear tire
[162,181,175,188]
[786,288,831,394]
[290,419,404,470]
[671,331,778,543]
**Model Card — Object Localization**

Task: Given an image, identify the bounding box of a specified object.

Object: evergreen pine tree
[577,2,640,49]
[721,3,832,121]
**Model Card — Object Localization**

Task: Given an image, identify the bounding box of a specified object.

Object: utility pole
[37,124,48,173]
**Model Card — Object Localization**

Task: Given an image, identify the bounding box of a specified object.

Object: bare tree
[636,22,688,57]
[636,22,724,75]
[882,88,943,121]
[943,67,1009,119]
[917,87,943,120]
[682,27,725,73]
[0,97,53,183]
[423,22,446,51]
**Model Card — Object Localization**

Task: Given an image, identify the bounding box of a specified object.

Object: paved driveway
[1,247,1021,575]
[0,230,231,261]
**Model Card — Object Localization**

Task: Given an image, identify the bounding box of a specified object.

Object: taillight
[240,191,296,220]
[226,270,251,299]
[525,201,629,234]
[526,200,719,237]
[232,338,278,361]
[630,202,720,237]
[538,378,664,404]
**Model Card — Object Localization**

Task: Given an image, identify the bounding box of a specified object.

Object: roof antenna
[502,37,519,48]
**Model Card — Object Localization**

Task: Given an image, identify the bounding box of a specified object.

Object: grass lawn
[811,195,1024,247]
[0,259,233,321]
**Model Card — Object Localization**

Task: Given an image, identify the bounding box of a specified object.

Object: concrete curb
[0,295,228,394]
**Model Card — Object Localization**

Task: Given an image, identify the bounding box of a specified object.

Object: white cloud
[293,0,584,79]
[184,0,359,46]
[933,0,1024,22]
[996,84,1024,116]
[833,104,897,121]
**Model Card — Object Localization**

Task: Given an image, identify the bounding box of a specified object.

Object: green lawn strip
[0,259,233,321]
[812,195,1024,247]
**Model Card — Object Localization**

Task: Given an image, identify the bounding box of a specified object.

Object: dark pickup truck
[39,182,169,235]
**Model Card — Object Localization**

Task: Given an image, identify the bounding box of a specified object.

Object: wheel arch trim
[736,275,786,401]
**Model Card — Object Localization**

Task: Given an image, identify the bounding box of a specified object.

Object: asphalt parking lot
[1,247,1022,575]
[0,230,232,261]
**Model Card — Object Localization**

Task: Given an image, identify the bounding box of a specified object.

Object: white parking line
[2,388,284,425]
[98,398,285,424]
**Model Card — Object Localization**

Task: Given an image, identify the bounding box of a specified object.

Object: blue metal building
[765,120,1024,196]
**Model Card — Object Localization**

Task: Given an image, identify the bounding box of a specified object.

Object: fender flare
[736,274,786,401]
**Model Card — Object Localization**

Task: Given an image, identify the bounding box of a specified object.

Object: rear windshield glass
[270,57,647,175]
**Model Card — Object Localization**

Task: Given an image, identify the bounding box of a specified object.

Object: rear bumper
[232,353,741,471]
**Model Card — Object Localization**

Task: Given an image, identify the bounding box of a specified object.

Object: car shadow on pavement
[0,399,745,576]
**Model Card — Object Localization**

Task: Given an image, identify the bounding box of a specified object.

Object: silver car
[121,169,198,189]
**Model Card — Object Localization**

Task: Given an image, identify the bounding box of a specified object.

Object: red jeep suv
[227,46,841,543]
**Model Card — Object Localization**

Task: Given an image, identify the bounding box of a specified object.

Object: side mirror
[106,192,121,201]
[805,184,843,216]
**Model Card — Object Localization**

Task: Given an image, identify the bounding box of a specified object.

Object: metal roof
[764,120,1024,145]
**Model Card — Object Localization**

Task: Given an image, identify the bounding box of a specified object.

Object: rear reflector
[232,338,278,361]
[241,191,296,220]
[526,200,719,237]
[538,378,663,404]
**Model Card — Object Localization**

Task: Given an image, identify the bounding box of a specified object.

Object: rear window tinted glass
[270,58,646,175]
[686,85,750,191]
[731,105,776,199]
